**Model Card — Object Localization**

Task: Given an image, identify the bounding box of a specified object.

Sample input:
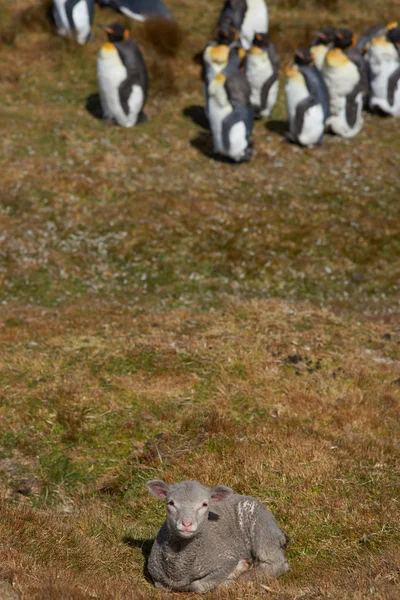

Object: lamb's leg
[189,560,251,594]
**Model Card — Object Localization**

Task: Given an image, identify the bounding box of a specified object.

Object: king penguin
[208,50,254,162]
[246,32,279,119]
[95,0,172,22]
[356,21,399,53]
[322,43,364,138]
[333,28,369,108]
[285,48,330,147]
[97,23,148,127]
[203,30,246,120]
[52,0,94,44]
[366,28,400,116]
[218,0,268,51]
[310,27,336,70]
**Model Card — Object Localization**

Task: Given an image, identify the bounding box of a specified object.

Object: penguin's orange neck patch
[326,48,349,67]
[372,35,391,47]
[285,65,299,78]
[249,46,264,56]
[209,44,230,64]
[102,42,116,52]
[214,72,227,84]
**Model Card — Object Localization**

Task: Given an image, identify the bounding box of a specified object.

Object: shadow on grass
[266,119,287,136]
[85,93,104,120]
[183,105,209,130]
[123,536,154,582]
[190,132,244,164]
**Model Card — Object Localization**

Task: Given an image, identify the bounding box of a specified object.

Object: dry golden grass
[0,0,400,598]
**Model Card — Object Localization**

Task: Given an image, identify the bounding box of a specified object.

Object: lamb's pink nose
[181,520,193,528]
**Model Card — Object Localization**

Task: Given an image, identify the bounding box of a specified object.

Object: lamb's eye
[167,500,175,507]
[202,502,208,508]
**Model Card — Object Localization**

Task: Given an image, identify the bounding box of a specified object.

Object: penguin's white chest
[285,77,308,122]
[97,46,144,127]
[208,83,232,152]
[285,77,324,146]
[240,0,268,50]
[322,57,363,136]
[246,52,277,116]
[208,80,248,161]
[311,45,330,70]
[368,44,400,116]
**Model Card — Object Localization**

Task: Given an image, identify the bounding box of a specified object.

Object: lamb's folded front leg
[189,559,252,593]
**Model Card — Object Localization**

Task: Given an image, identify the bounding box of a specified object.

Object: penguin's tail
[142,17,184,57]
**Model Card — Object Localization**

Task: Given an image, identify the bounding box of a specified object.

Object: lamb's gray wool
[146,479,289,593]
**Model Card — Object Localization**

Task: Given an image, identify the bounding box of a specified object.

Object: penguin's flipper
[224,71,251,107]
[110,0,172,20]
[388,66,400,107]
[293,96,316,141]
[302,65,330,120]
[268,42,280,72]
[345,82,363,128]
[116,42,148,100]
[260,72,278,113]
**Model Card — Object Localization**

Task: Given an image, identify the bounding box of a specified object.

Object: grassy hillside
[0,1,399,598]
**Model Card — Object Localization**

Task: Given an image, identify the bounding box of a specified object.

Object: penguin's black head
[217,15,237,45]
[313,26,336,45]
[252,32,269,48]
[387,25,400,47]
[294,48,313,66]
[334,28,355,49]
[216,26,236,46]
[102,22,129,43]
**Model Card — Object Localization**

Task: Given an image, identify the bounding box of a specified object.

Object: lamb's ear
[210,485,234,502]
[146,480,170,499]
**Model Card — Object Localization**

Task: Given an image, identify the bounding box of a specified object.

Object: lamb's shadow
[85,93,104,120]
[266,119,288,136]
[123,536,154,582]
[183,105,209,130]
[190,132,242,164]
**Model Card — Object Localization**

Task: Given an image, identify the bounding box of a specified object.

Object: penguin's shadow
[183,105,209,130]
[123,535,154,582]
[85,93,104,120]
[190,132,245,164]
[266,119,288,136]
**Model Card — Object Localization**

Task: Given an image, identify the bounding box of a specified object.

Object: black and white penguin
[246,32,279,119]
[310,26,336,70]
[366,28,400,116]
[203,34,246,119]
[218,0,268,51]
[321,45,364,138]
[208,53,254,162]
[356,21,398,54]
[97,23,148,127]
[95,0,172,22]
[333,28,369,108]
[52,0,94,44]
[285,48,330,146]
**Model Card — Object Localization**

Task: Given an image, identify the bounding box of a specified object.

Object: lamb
[146,479,290,593]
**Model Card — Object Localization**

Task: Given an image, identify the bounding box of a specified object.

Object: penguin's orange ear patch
[123,29,130,40]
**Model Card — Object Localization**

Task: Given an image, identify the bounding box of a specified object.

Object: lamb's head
[146,480,233,539]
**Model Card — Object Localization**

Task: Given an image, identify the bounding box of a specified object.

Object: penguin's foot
[284,132,296,144]
[137,111,149,124]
